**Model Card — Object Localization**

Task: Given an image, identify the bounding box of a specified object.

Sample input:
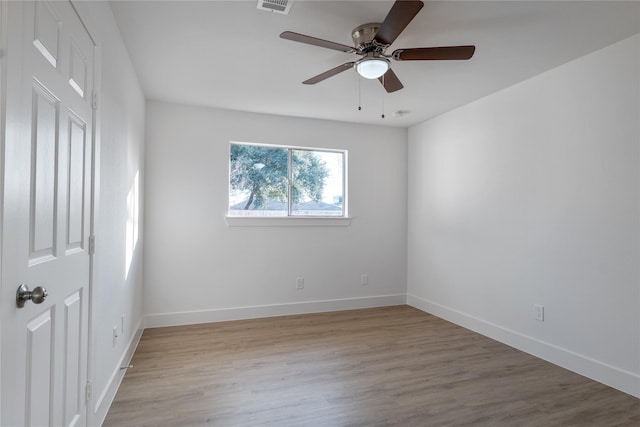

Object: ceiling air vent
[257,0,293,15]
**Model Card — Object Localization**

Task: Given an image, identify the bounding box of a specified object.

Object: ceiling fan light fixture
[355,57,389,79]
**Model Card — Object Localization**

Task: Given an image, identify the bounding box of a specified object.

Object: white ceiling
[109,1,640,128]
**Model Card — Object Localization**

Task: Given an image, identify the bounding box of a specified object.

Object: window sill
[225,216,352,227]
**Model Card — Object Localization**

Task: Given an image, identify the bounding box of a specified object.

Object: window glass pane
[228,143,346,218]
[229,144,288,217]
[291,150,344,216]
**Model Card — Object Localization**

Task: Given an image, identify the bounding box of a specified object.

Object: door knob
[16,284,48,308]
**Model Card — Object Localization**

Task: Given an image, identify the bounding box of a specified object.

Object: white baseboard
[407,294,640,399]
[144,294,406,328]
[93,319,144,426]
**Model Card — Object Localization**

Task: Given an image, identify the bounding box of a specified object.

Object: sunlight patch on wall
[125,171,139,280]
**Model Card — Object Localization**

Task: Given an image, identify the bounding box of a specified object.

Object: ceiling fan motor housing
[352,23,388,54]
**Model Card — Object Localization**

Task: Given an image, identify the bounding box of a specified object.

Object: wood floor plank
[104,306,639,426]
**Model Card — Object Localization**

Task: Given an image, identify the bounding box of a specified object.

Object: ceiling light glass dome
[356,57,389,79]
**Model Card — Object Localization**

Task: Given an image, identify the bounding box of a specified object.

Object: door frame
[0,0,8,420]
[68,1,101,424]
[67,1,100,424]
[0,0,6,419]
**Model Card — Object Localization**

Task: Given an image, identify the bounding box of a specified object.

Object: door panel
[66,113,86,252]
[33,0,61,68]
[2,1,95,426]
[69,41,87,98]
[63,291,83,426]
[30,81,60,262]
[25,309,54,427]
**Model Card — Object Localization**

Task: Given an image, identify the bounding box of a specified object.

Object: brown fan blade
[280,31,354,53]
[393,45,476,61]
[378,68,404,93]
[303,62,355,85]
[374,0,424,46]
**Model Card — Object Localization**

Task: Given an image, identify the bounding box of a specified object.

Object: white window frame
[226,141,350,227]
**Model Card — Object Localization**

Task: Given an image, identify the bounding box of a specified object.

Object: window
[228,142,346,217]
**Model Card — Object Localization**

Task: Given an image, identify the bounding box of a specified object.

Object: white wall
[407,35,640,397]
[144,101,407,326]
[73,2,146,425]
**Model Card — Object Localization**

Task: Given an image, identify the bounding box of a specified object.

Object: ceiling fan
[280,0,475,93]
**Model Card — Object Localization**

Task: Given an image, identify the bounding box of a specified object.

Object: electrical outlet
[112,326,119,347]
[360,274,368,285]
[534,304,544,321]
[296,277,304,289]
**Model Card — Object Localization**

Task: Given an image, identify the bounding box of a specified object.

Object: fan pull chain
[358,76,362,111]
[381,75,385,119]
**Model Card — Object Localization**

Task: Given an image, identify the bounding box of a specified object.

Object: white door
[1,1,94,426]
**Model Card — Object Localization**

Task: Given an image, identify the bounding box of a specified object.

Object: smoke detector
[257,0,293,15]
[392,110,410,117]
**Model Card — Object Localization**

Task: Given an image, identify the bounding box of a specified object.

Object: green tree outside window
[229,143,344,217]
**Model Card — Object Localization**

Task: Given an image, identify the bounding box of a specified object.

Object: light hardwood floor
[104,306,639,426]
